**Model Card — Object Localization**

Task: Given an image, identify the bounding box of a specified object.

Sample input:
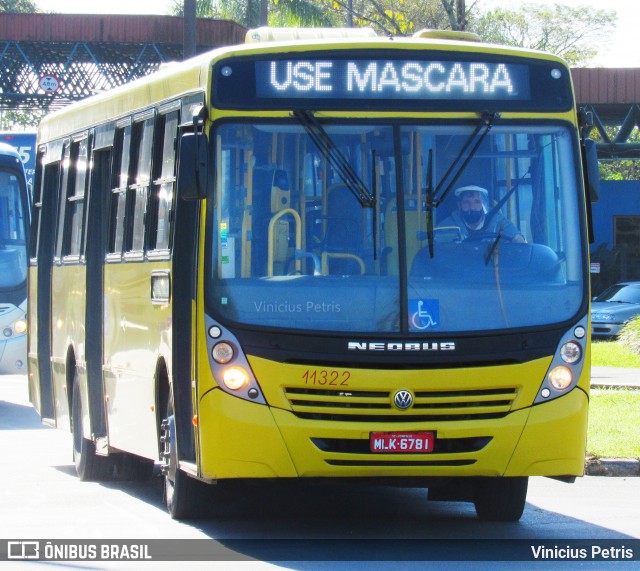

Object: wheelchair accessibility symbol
[410,299,440,330]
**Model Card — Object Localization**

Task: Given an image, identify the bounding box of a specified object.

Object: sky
[32,0,639,68]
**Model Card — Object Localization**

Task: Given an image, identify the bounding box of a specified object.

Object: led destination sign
[213,52,572,111]
[256,59,530,101]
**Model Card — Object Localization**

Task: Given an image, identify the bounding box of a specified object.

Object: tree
[170,0,334,28]
[325,0,453,35]
[472,3,616,66]
[440,0,469,31]
[596,127,640,181]
[0,0,38,12]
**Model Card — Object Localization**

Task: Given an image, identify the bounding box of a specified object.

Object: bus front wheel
[160,398,211,519]
[473,476,528,521]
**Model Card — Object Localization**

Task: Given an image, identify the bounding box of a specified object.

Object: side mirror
[177,132,209,201]
[582,138,600,203]
[581,138,599,244]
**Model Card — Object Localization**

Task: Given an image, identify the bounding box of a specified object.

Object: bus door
[29,143,63,422]
[83,127,113,443]
[102,114,165,459]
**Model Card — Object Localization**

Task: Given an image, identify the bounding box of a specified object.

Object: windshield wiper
[482,164,532,232]
[292,110,375,208]
[433,112,499,208]
[424,112,499,257]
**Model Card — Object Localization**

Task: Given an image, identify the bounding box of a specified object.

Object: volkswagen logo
[393,389,414,410]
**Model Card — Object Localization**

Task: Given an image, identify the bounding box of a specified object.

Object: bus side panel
[505,388,588,476]
[103,260,171,459]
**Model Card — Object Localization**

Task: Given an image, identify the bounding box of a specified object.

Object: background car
[591,281,640,339]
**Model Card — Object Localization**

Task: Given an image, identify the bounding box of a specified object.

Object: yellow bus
[28,27,599,521]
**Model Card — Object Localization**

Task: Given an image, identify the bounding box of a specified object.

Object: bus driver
[438,185,526,243]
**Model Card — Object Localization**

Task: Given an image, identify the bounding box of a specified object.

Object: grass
[587,388,640,459]
[590,340,640,368]
[588,329,639,459]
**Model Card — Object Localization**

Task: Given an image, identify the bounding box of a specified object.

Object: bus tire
[71,377,113,481]
[114,452,155,481]
[473,476,528,521]
[160,397,211,519]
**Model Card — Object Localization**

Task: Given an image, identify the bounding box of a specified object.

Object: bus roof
[37,28,569,142]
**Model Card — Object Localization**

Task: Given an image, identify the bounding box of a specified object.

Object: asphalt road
[1,374,638,570]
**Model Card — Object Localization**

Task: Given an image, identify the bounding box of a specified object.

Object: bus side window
[148,110,178,252]
[128,115,155,254]
[64,137,88,258]
[54,143,71,260]
[29,149,45,262]
[108,124,131,256]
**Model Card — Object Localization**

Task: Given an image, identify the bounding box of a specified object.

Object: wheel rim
[160,412,177,503]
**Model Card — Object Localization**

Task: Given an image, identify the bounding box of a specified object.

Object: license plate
[369,431,435,453]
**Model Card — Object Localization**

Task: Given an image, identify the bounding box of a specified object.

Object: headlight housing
[535,317,587,404]
[3,318,27,338]
[206,316,265,404]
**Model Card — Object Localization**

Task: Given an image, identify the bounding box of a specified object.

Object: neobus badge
[347,341,456,351]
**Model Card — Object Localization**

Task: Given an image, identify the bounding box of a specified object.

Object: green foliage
[171,0,335,27]
[326,0,451,36]
[591,340,640,368]
[472,3,616,66]
[618,316,640,356]
[587,388,640,459]
[0,0,38,12]
[269,0,337,27]
[0,109,45,130]
[594,127,640,181]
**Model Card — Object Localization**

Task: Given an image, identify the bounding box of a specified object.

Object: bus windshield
[0,167,28,289]
[208,119,584,334]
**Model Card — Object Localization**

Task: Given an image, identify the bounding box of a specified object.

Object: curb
[585,457,640,477]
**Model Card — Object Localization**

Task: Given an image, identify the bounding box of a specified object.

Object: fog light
[560,341,581,364]
[548,366,572,390]
[223,367,249,390]
[3,328,12,338]
[212,342,234,364]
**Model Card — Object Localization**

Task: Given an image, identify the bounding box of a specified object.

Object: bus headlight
[560,341,581,364]
[206,317,267,405]
[212,342,234,364]
[223,367,249,390]
[535,317,587,404]
[14,319,27,334]
[548,366,573,390]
